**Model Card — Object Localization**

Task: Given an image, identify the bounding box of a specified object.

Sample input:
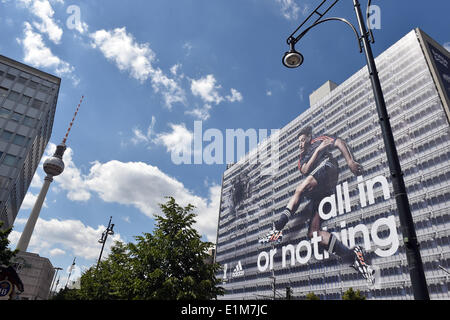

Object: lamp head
[282,42,303,68]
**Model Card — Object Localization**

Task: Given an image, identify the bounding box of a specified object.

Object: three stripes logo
[269,230,282,242]
[232,261,245,278]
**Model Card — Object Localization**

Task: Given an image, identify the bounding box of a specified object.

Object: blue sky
[1,0,449,291]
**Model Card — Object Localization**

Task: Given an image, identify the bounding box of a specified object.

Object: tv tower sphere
[43,144,66,176]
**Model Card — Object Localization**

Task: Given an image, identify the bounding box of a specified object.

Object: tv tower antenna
[16,96,85,252]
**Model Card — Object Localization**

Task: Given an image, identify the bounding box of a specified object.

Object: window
[31,99,43,110]
[40,84,50,93]
[29,80,38,89]
[11,112,22,122]
[5,73,16,81]
[17,76,28,84]
[23,116,36,127]
[0,86,8,98]
[12,134,28,147]
[3,154,18,167]
[20,95,32,106]
[0,108,10,118]
[7,91,20,102]
[0,130,13,142]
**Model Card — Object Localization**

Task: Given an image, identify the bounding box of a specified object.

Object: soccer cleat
[351,246,375,285]
[259,225,283,244]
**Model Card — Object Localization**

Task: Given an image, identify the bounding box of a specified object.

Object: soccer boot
[351,246,375,285]
[259,224,283,244]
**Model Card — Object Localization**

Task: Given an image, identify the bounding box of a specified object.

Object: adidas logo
[232,261,245,278]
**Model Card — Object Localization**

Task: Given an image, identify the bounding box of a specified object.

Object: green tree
[342,287,366,300]
[0,221,17,266]
[67,197,224,300]
[306,292,320,300]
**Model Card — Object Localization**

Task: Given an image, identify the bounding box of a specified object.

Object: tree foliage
[56,197,223,300]
[305,292,320,300]
[342,287,366,300]
[0,221,17,266]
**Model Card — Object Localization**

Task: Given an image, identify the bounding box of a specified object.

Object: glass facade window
[20,95,32,106]
[3,154,18,167]
[5,73,16,81]
[7,91,20,102]
[23,116,36,127]
[12,134,28,147]
[0,108,10,118]
[0,86,7,98]
[1,130,13,142]
[31,99,43,110]
[11,112,23,122]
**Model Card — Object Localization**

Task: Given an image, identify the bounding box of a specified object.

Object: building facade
[215,29,450,300]
[12,252,55,300]
[0,55,60,230]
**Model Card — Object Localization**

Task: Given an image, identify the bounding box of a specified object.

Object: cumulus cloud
[17,22,79,84]
[189,74,243,120]
[44,143,91,201]
[191,74,225,105]
[89,27,186,108]
[18,0,64,44]
[21,191,48,210]
[40,142,220,242]
[10,217,123,261]
[154,123,193,156]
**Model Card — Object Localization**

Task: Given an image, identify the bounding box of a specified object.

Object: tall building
[215,29,450,300]
[0,55,60,230]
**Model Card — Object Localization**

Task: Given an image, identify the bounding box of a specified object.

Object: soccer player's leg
[259,176,317,244]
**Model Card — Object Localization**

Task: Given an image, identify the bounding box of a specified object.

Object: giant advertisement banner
[221,126,395,288]
[217,29,450,298]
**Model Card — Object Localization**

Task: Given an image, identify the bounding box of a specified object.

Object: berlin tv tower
[16,96,84,252]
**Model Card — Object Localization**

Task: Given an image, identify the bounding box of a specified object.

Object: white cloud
[226,88,243,102]
[19,0,63,44]
[83,160,220,241]
[185,104,212,121]
[10,217,123,261]
[49,247,65,256]
[17,22,79,85]
[131,116,156,145]
[44,143,91,201]
[191,74,224,105]
[444,42,450,52]
[39,141,220,242]
[89,27,186,108]
[154,123,193,156]
[275,0,309,20]
[189,74,242,120]
[21,191,48,210]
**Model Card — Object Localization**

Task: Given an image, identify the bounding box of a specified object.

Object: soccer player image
[260,126,375,285]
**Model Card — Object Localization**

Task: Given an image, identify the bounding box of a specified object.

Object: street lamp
[96,216,115,270]
[282,0,429,300]
[48,267,63,299]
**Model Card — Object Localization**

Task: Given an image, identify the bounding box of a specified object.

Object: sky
[1,0,449,292]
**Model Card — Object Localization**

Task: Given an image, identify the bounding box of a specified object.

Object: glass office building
[215,29,450,300]
[0,55,60,230]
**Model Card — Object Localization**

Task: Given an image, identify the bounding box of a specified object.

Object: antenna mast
[62,95,84,145]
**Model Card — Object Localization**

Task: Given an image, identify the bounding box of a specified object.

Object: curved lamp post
[96,216,115,270]
[282,0,429,300]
